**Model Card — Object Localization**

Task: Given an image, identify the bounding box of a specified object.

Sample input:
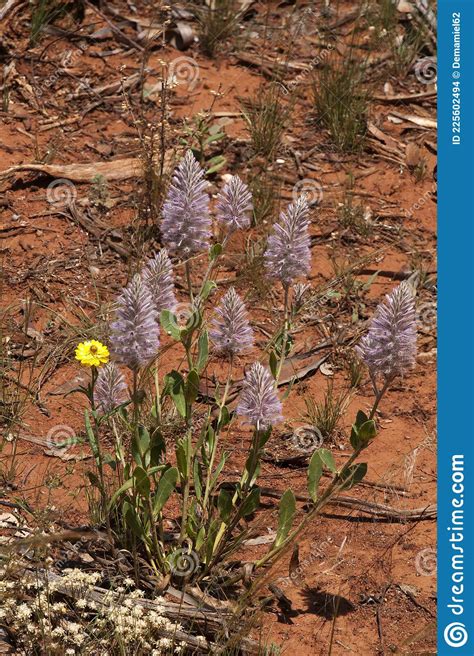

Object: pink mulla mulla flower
[210,287,254,357]
[356,282,417,382]
[110,274,160,371]
[93,362,128,414]
[216,175,253,233]
[264,195,311,288]
[161,150,211,256]
[236,362,282,429]
[142,249,177,316]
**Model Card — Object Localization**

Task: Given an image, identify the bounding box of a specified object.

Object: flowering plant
[75,152,417,591]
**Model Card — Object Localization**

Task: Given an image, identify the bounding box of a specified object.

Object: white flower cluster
[0,566,191,655]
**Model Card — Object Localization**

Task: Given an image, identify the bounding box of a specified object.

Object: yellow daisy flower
[75,340,109,367]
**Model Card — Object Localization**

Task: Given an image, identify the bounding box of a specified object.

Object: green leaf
[340,463,368,490]
[200,280,217,302]
[118,405,129,422]
[308,451,323,502]
[193,459,203,502]
[164,370,187,418]
[204,424,215,454]
[204,132,225,145]
[269,350,278,379]
[153,467,178,515]
[238,487,260,518]
[108,477,134,509]
[257,426,273,449]
[132,427,149,467]
[196,330,209,373]
[217,489,232,523]
[185,369,200,406]
[195,526,206,551]
[175,439,188,481]
[210,452,227,489]
[355,410,369,428]
[358,420,377,442]
[350,424,361,451]
[133,466,150,497]
[209,243,223,262]
[207,155,226,174]
[217,405,230,431]
[123,500,143,539]
[206,518,222,562]
[319,448,337,473]
[160,310,181,340]
[150,430,166,466]
[179,309,202,339]
[273,489,296,549]
[84,410,99,460]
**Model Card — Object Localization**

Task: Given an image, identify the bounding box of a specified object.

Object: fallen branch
[0,159,142,183]
[373,90,436,104]
[258,487,436,521]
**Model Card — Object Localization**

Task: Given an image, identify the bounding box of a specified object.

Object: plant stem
[369,377,391,420]
[146,494,165,569]
[185,260,194,303]
[198,233,229,299]
[201,357,233,516]
[179,422,193,542]
[275,285,290,382]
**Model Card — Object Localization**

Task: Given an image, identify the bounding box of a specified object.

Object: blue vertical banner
[438,1,474,653]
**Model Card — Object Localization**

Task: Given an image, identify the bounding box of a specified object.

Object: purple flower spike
[237,362,282,429]
[111,274,160,371]
[216,175,253,232]
[265,195,311,288]
[142,249,177,315]
[94,362,128,414]
[355,282,417,382]
[210,287,254,356]
[161,150,211,255]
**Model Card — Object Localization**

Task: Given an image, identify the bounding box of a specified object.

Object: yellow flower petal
[75,340,110,367]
